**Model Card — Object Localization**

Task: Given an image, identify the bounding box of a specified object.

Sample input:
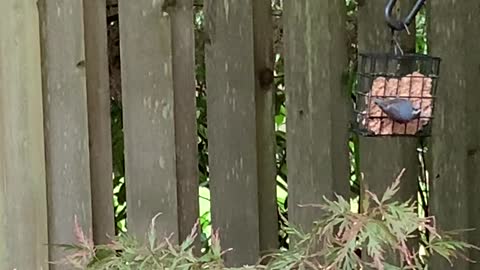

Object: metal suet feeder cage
[352,0,441,137]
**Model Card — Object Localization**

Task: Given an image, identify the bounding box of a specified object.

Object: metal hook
[385,0,425,31]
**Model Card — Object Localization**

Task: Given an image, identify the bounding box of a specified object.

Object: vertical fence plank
[204,0,260,266]
[38,0,94,265]
[253,0,278,253]
[84,0,115,244]
[357,1,419,264]
[357,1,419,202]
[284,0,350,233]
[118,0,179,240]
[0,1,49,268]
[170,0,199,245]
[357,3,419,264]
[428,2,471,269]
[465,3,480,267]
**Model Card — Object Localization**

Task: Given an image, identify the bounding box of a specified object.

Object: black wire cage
[352,53,441,137]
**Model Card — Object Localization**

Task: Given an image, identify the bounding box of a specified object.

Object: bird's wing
[386,98,409,106]
[382,102,406,122]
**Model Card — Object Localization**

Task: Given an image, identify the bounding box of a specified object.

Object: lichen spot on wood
[223,0,229,20]
[143,96,152,109]
[164,62,169,76]
[154,100,160,113]
[162,102,172,119]
[158,156,166,169]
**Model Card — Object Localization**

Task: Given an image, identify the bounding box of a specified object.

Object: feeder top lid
[358,52,442,62]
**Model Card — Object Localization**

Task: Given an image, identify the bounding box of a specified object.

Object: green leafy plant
[55,170,477,269]
[261,169,478,270]
[52,214,235,270]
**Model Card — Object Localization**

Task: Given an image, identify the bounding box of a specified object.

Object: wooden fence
[1,0,479,269]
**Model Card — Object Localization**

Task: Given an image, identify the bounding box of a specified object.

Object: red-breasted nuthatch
[373,98,421,123]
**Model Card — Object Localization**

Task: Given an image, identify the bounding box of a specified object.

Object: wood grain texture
[357,0,419,200]
[357,1,420,265]
[253,0,278,254]
[204,0,260,266]
[38,0,94,266]
[465,2,480,268]
[284,0,350,233]
[84,0,115,244]
[0,1,49,268]
[428,1,476,269]
[118,0,179,241]
[170,0,200,246]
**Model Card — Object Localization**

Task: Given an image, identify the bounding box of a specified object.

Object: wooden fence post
[428,1,479,269]
[38,0,94,266]
[83,0,115,244]
[283,0,350,233]
[465,3,480,268]
[357,1,419,204]
[204,0,261,266]
[170,0,200,246]
[253,0,278,254]
[118,0,179,241]
[0,1,49,268]
[357,1,419,264]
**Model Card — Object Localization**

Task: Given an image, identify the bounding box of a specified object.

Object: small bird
[373,98,421,123]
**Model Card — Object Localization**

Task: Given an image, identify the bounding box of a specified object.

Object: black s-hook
[385,0,426,31]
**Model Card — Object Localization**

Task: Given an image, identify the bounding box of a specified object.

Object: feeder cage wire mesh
[352,0,441,137]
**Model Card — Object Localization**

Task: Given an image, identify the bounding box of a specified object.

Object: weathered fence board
[84,0,115,244]
[357,1,420,265]
[465,3,480,267]
[253,0,278,254]
[428,2,474,269]
[284,0,350,233]
[0,1,49,269]
[357,1,419,205]
[170,0,200,245]
[38,0,94,266]
[118,0,179,240]
[204,0,261,266]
